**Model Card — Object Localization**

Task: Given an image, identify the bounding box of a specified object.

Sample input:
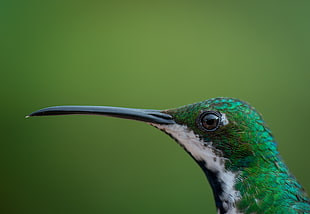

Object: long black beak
[26,106,175,124]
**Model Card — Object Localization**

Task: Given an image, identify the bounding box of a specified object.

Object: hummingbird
[27,97,310,213]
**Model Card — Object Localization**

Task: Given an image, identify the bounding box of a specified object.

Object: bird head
[27,97,285,213]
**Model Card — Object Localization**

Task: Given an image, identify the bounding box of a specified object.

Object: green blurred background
[2,1,310,213]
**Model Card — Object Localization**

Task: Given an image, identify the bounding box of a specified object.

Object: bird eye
[197,111,221,131]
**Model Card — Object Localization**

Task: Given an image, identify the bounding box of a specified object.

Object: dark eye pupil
[202,113,219,131]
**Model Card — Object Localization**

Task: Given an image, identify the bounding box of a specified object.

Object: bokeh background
[2,1,310,213]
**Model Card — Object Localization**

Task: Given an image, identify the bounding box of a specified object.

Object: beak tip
[25,114,32,119]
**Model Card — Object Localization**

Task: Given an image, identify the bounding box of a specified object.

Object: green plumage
[165,98,310,213]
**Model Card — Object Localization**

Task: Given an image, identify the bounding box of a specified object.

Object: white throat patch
[151,123,242,214]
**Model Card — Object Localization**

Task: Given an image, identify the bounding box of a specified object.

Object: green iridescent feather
[166,98,310,213]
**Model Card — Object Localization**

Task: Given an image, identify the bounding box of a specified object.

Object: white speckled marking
[151,123,242,214]
[221,113,229,126]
